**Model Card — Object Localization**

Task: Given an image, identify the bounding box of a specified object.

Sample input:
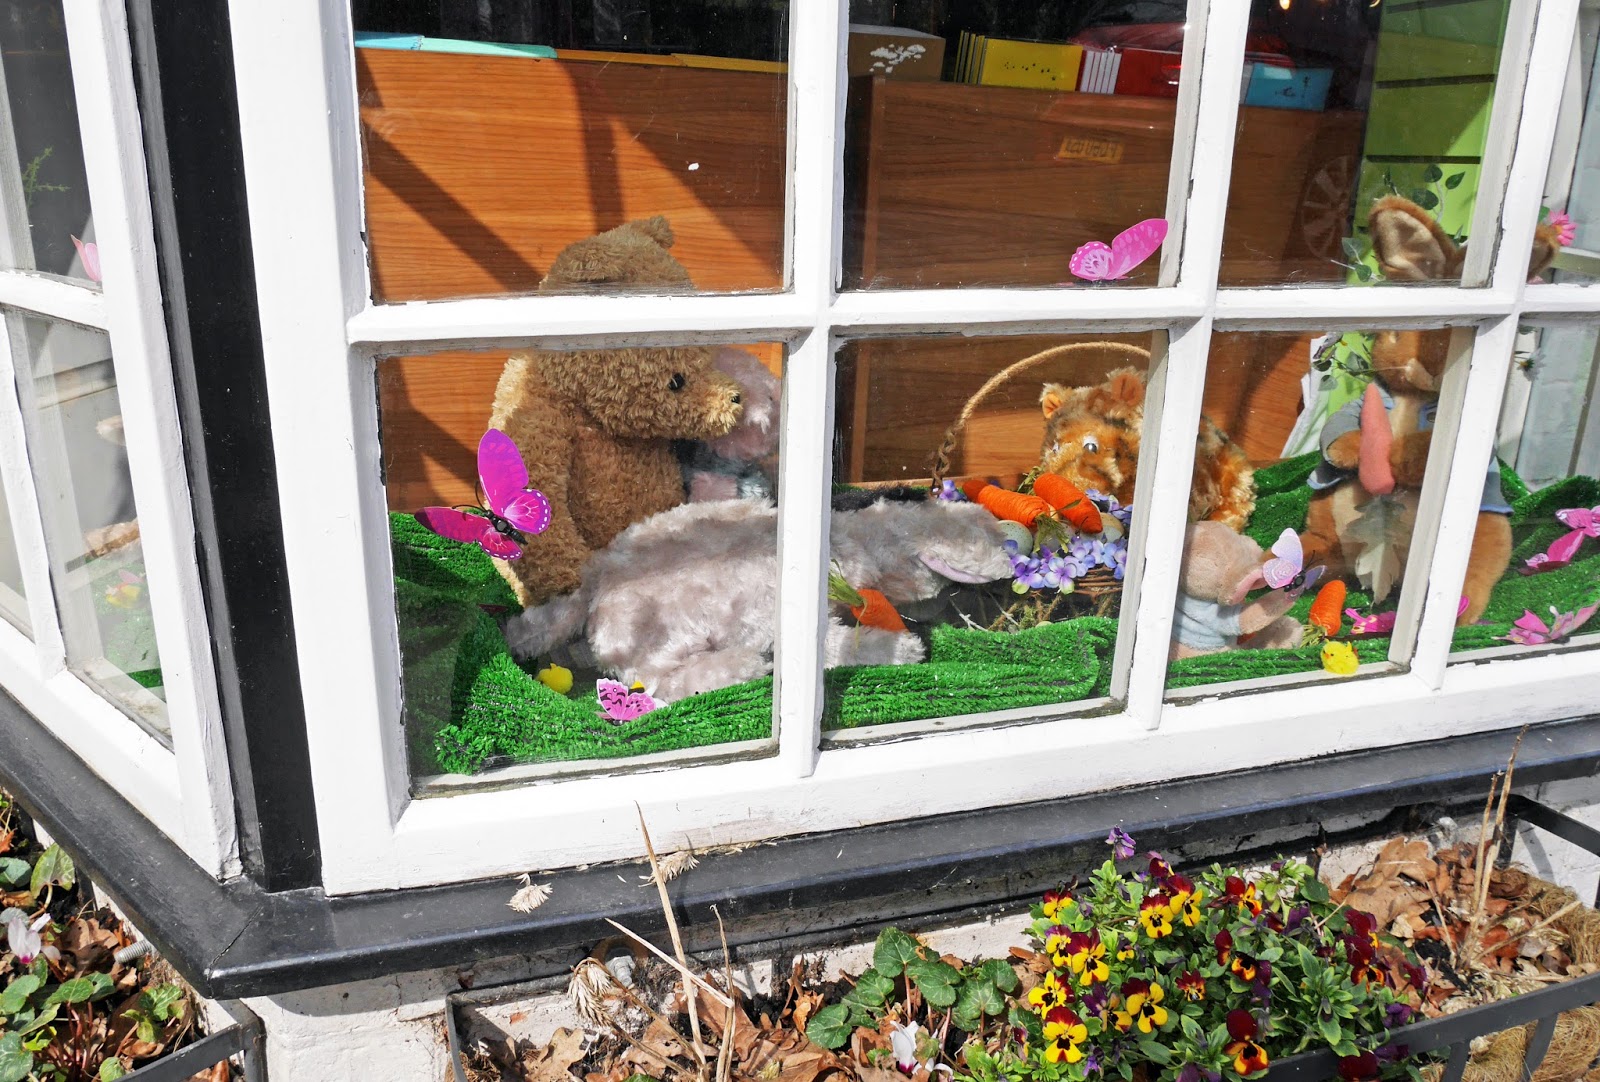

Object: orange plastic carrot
[1309,579,1346,637]
[961,480,1051,528]
[828,568,907,632]
[1031,473,1104,534]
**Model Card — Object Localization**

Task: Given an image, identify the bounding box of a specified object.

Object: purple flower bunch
[1006,541,1077,591]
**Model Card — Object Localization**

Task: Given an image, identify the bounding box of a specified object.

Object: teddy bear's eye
[1081,435,1100,454]
[667,373,686,392]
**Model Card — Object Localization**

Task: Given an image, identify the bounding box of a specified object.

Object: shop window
[378,340,785,782]
[0,479,27,635]
[1534,5,1600,285]
[350,0,789,301]
[825,333,1160,735]
[6,313,167,737]
[1450,322,1600,659]
[1221,0,1513,287]
[0,0,96,283]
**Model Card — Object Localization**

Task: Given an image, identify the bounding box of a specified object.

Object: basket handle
[928,341,1154,489]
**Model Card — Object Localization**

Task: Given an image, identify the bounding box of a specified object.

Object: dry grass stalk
[713,905,736,1082]
[641,850,700,885]
[603,920,735,1009]
[1461,728,1525,972]
[636,805,707,1067]
[509,874,553,913]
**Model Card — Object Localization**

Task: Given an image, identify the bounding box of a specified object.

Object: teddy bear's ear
[1087,367,1145,416]
[626,215,676,250]
[1530,220,1562,279]
[1369,195,1461,282]
[1040,383,1071,418]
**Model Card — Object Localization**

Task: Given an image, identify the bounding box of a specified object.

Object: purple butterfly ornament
[1261,528,1325,598]
[1522,505,1600,574]
[597,679,663,721]
[1069,219,1168,282]
[414,429,552,560]
[1500,601,1600,646]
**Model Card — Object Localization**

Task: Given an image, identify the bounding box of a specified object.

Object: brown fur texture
[1039,367,1256,530]
[487,218,743,606]
[1300,196,1547,624]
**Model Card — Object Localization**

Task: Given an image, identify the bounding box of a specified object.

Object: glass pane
[1166,327,1467,695]
[1220,0,1512,286]
[1450,323,1600,658]
[380,338,783,784]
[1534,10,1600,285]
[6,312,166,736]
[841,15,1183,289]
[0,477,28,635]
[351,0,787,301]
[825,332,1163,735]
[0,0,97,281]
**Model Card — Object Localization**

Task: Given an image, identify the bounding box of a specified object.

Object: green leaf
[1444,171,1466,190]
[1353,263,1373,282]
[805,1004,853,1051]
[15,1003,57,1036]
[29,844,74,897]
[956,978,1006,1021]
[1341,237,1365,263]
[1010,1006,1043,1044]
[47,976,100,1006]
[1423,163,1443,183]
[1417,189,1440,212]
[906,958,962,1008]
[140,985,185,1021]
[972,959,1019,993]
[1298,878,1330,905]
[1318,1013,1343,1048]
[963,1042,996,1074]
[0,1032,31,1082]
[842,969,895,1019]
[1136,1039,1173,1065]
[1180,1014,1204,1043]
[0,860,27,889]
[873,928,921,977]
[98,1059,128,1081]
[0,976,41,1015]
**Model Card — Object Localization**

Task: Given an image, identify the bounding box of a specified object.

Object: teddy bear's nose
[731,393,741,404]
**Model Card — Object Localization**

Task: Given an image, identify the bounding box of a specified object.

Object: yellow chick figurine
[1320,640,1359,677]
[536,663,573,695]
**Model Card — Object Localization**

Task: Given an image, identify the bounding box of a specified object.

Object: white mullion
[1408,319,1519,687]
[0,274,106,330]
[1175,0,1247,290]
[1461,0,1546,287]
[1522,283,1600,313]
[228,0,409,874]
[1121,317,1210,727]
[771,329,830,777]
[1216,287,1516,324]
[63,0,237,875]
[1157,0,1212,287]
[0,318,65,664]
[828,287,1206,331]
[785,0,846,303]
[1489,0,1581,294]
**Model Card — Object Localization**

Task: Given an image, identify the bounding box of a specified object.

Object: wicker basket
[928,340,1149,622]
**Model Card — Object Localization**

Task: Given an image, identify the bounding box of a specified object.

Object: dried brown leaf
[522,1028,588,1082]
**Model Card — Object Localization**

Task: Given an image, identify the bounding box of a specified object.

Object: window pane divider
[0,274,105,331]
[1214,288,1517,324]
[1523,284,1600,313]
[0,317,67,668]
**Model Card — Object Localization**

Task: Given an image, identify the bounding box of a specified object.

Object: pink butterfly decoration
[597,679,663,721]
[1520,505,1600,574]
[71,236,101,284]
[414,429,552,560]
[1500,602,1600,646]
[1261,528,1324,598]
[1069,219,1168,282]
[1346,596,1468,635]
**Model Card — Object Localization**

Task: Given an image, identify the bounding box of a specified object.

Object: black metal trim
[0,673,1595,1001]
[122,0,322,889]
[121,1007,264,1082]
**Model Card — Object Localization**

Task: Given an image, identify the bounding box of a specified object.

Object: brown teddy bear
[1299,196,1562,625]
[1038,367,1256,530]
[487,217,744,606]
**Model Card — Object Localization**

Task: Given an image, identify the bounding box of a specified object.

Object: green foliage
[98,1059,128,1081]
[0,862,26,891]
[126,985,187,1043]
[804,1004,853,1050]
[29,844,74,898]
[45,972,115,1007]
[0,1032,30,1082]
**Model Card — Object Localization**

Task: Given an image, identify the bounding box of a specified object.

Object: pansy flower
[1042,886,1075,921]
[1222,876,1263,916]
[1225,1010,1269,1076]
[1066,931,1110,986]
[1346,910,1380,949]
[1147,854,1174,880]
[1106,827,1136,860]
[1171,886,1205,928]
[1080,982,1109,1019]
[1337,1051,1380,1082]
[1044,926,1081,967]
[1350,956,1387,987]
[1112,979,1167,1034]
[1138,895,1175,939]
[1176,970,1205,1002]
[1042,1006,1088,1064]
[1214,929,1234,965]
[1230,952,1259,983]
[1028,970,1073,1012]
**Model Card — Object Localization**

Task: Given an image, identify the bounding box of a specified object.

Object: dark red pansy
[1120,977,1151,998]
[1214,929,1234,963]
[1337,1051,1380,1081]
[1226,1009,1258,1041]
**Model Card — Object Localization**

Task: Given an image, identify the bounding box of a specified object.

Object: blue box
[1244,64,1332,111]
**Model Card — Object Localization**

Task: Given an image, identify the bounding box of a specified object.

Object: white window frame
[228,0,1600,896]
[0,0,236,878]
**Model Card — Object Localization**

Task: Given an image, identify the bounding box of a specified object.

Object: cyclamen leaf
[98,1059,128,1081]
[0,1033,30,1082]
[29,844,75,897]
[956,977,1005,1019]
[47,976,101,1005]
[0,976,40,1015]
[141,985,186,1020]
[0,859,27,888]
[16,1003,56,1036]
[841,969,894,1017]
[873,928,921,977]
[805,1004,853,1050]
[906,958,962,1008]
[972,958,1019,993]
